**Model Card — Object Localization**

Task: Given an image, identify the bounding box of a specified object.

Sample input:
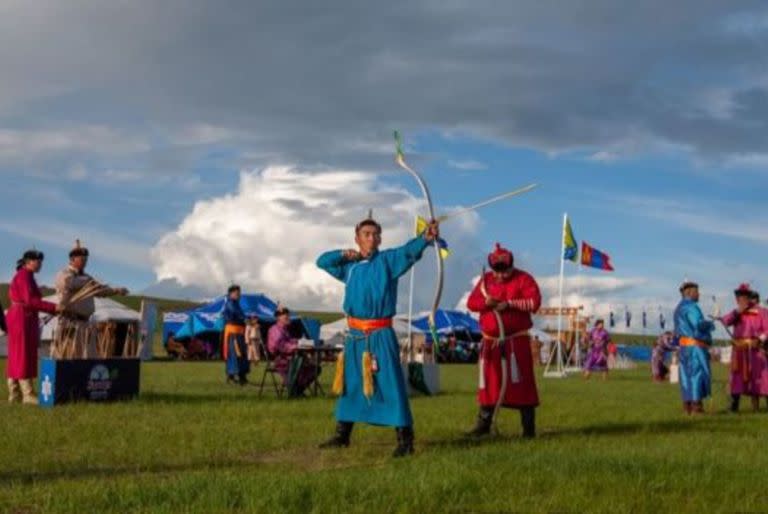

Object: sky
[1,1,767,334]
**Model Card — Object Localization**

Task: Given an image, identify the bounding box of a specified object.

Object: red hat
[488,243,514,271]
[734,283,755,297]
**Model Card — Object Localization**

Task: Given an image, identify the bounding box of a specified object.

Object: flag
[563,216,578,262]
[580,241,614,271]
[659,312,666,330]
[415,216,450,259]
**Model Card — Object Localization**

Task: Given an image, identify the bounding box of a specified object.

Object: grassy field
[0,358,765,513]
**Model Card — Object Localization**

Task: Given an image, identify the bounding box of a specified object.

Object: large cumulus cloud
[150,166,480,310]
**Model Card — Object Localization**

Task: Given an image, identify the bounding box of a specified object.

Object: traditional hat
[69,239,89,258]
[679,279,698,293]
[733,283,758,300]
[16,248,44,270]
[355,209,381,233]
[488,243,514,271]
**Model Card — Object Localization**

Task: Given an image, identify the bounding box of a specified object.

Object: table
[295,345,343,397]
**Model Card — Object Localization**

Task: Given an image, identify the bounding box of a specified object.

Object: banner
[563,216,578,262]
[581,241,614,271]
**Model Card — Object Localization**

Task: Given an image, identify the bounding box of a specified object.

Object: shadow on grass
[423,415,748,451]
[139,390,334,405]
[0,459,267,486]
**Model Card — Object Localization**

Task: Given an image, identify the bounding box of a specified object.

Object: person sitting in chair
[267,306,319,396]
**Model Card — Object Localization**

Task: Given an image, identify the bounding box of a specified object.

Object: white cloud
[150,166,479,311]
[447,159,487,171]
[613,194,768,245]
[588,151,619,163]
[0,126,149,161]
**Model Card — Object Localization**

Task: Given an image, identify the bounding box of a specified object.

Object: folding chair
[258,340,285,398]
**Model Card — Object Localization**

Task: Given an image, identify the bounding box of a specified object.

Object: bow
[394,131,444,345]
[479,267,509,432]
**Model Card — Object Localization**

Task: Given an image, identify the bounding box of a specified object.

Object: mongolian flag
[580,241,614,271]
[563,216,578,262]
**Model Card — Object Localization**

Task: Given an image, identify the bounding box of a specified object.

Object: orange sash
[679,337,709,348]
[347,317,392,334]
[222,324,246,359]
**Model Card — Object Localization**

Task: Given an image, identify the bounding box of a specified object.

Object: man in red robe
[6,250,59,404]
[466,243,541,438]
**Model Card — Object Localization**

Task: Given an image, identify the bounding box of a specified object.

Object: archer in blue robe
[223,298,250,383]
[674,298,715,403]
[317,235,430,427]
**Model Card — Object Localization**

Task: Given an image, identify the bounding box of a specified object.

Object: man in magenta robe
[6,250,59,404]
[721,284,768,412]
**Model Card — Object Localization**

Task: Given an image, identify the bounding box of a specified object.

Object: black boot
[466,407,494,437]
[521,407,536,438]
[393,426,414,457]
[318,422,353,449]
[730,394,740,413]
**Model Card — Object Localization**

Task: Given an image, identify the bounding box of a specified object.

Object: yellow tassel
[362,351,374,399]
[332,352,345,395]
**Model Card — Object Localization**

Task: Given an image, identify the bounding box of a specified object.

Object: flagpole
[547,212,567,378]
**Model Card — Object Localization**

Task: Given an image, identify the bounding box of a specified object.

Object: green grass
[0,359,763,513]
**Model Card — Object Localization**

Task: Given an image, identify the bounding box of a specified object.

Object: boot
[690,401,704,415]
[7,379,21,404]
[751,395,760,412]
[683,401,692,415]
[521,407,536,438]
[319,422,353,449]
[392,426,414,458]
[730,394,740,413]
[19,379,38,405]
[466,407,494,437]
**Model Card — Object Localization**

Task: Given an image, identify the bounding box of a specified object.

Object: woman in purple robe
[583,319,611,380]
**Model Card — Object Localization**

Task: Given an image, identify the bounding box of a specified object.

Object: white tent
[320,316,421,346]
[40,295,140,341]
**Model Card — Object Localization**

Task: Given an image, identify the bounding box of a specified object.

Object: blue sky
[0,1,766,329]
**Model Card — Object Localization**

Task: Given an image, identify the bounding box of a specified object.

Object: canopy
[40,295,140,341]
[320,316,420,345]
[411,309,480,336]
[165,293,319,343]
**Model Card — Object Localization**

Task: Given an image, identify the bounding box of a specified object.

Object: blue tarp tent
[164,294,319,344]
[412,309,480,341]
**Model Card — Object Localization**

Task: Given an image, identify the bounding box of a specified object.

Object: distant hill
[0,282,55,307]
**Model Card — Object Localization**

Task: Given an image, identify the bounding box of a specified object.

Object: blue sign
[39,358,140,408]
